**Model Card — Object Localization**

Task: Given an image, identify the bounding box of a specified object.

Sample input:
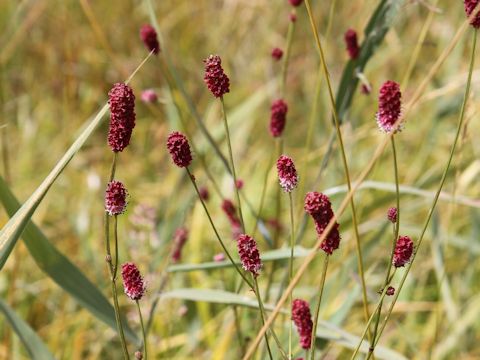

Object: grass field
[0,0,480,359]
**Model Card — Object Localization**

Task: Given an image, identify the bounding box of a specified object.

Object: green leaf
[335,0,406,122]
[167,246,311,273]
[161,288,406,359]
[0,298,56,360]
[0,176,139,344]
[0,52,152,270]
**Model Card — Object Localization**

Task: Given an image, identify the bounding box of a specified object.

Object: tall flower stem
[304,0,372,343]
[185,167,253,289]
[253,277,274,360]
[288,192,295,359]
[310,254,329,360]
[368,136,401,356]
[104,153,129,359]
[281,13,296,97]
[220,97,245,232]
[368,28,478,356]
[136,300,148,360]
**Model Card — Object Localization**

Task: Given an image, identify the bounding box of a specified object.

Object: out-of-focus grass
[0,0,479,359]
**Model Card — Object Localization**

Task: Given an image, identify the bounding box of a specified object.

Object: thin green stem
[281,15,296,97]
[310,254,329,360]
[288,192,295,360]
[136,300,148,360]
[252,149,274,238]
[253,277,273,360]
[186,167,253,289]
[368,136,401,356]
[370,28,478,353]
[304,0,371,343]
[220,97,245,233]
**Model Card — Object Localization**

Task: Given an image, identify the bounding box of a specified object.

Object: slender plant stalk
[136,300,148,360]
[288,192,295,359]
[310,254,329,360]
[253,277,274,360]
[281,14,296,97]
[252,149,274,238]
[104,153,129,359]
[368,136,401,356]
[220,97,245,232]
[368,28,478,355]
[185,167,253,288]
[303,0,372,343]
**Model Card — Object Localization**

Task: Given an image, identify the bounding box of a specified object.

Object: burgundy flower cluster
[166,131,192,168]
[387,207,398,223]
[344,29,360,60]
[393,235,413,267]
[105,180,128,216]
[237,234,262,277]
[292,299,313,349]
[289,0,303,6]
[222,199,242,239]
[271,47,284,61]
[203,55,230,98]
[171,227,189,263]
[108,83,136,152]
[376,80,402,133]
[464,0,480,28]
[270,99,288,137]
[277,155,298,193]
[140,24,160,54]
[121,262,146,301]
[304,192,340,254]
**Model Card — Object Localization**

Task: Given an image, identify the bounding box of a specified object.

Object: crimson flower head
[464,0,480,28]
[105,180,128,215]
[237,234,262,277]
[292,299,313,349]
[304,192,341,254]
[393,236,413,267]
[376,80,402,133]
[344,29,360,59]
[140,24,160,54]
[108,83,136,152]
[141,89,157,103]
[289,0,303,7]
[199,186,210,201]
[270,99,288,137]
[222,199,241,238]
[289,12,297,22]
[271,47,283,61]
[386,286,395,296]
[277,155,298,192]
[387,207,398,223]
[167,131,192,168]
[171,227,189,263]
[121,262,145,301]
[203,55,230,98]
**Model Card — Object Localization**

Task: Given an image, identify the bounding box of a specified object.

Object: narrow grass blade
[335,0,406,122]
[0,298,56,360]
[0,176,139,344]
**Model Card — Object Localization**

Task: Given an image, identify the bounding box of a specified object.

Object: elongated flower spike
[121,262,146,301]
[393,235,414,267]
[387,207,398,223]
[140,24,160,54]
[237,234,262,277]
[292,299,313,349]
[171,227,189,263]
[277,155,298,192]
[270,99,288,137]
[344,29,360,60]
[376,80,402,133]
[203,55,230,98]
[464,0,480,28]
[105,180,128,215]
[108,83,136,152]
[167,131,193,168]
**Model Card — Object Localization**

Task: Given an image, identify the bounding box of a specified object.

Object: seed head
[277,155,298,193]
[199,186,210,201]
[270,99,288,137]
[289,0,303,7]
[121,262,145,301]
[292,299,313,349]
[464,0,480,28]
[271,47,283,61]
[304,192,341,254]
[237,234,262,277]
[166,131,192,168]
[171,227,189,263]
[387,207,398,223]
[386,286,395,296]
[108,83,136,152]
[105,180,128,216]
[235,179,244,189]
[203,55,230,98]
[222,199,242,238]
[344,29,360,59]
[376,80,402,133]
[393,236,414,267]
[140,24,160,54]
[289,12,297,22]
[141,89,157,103]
